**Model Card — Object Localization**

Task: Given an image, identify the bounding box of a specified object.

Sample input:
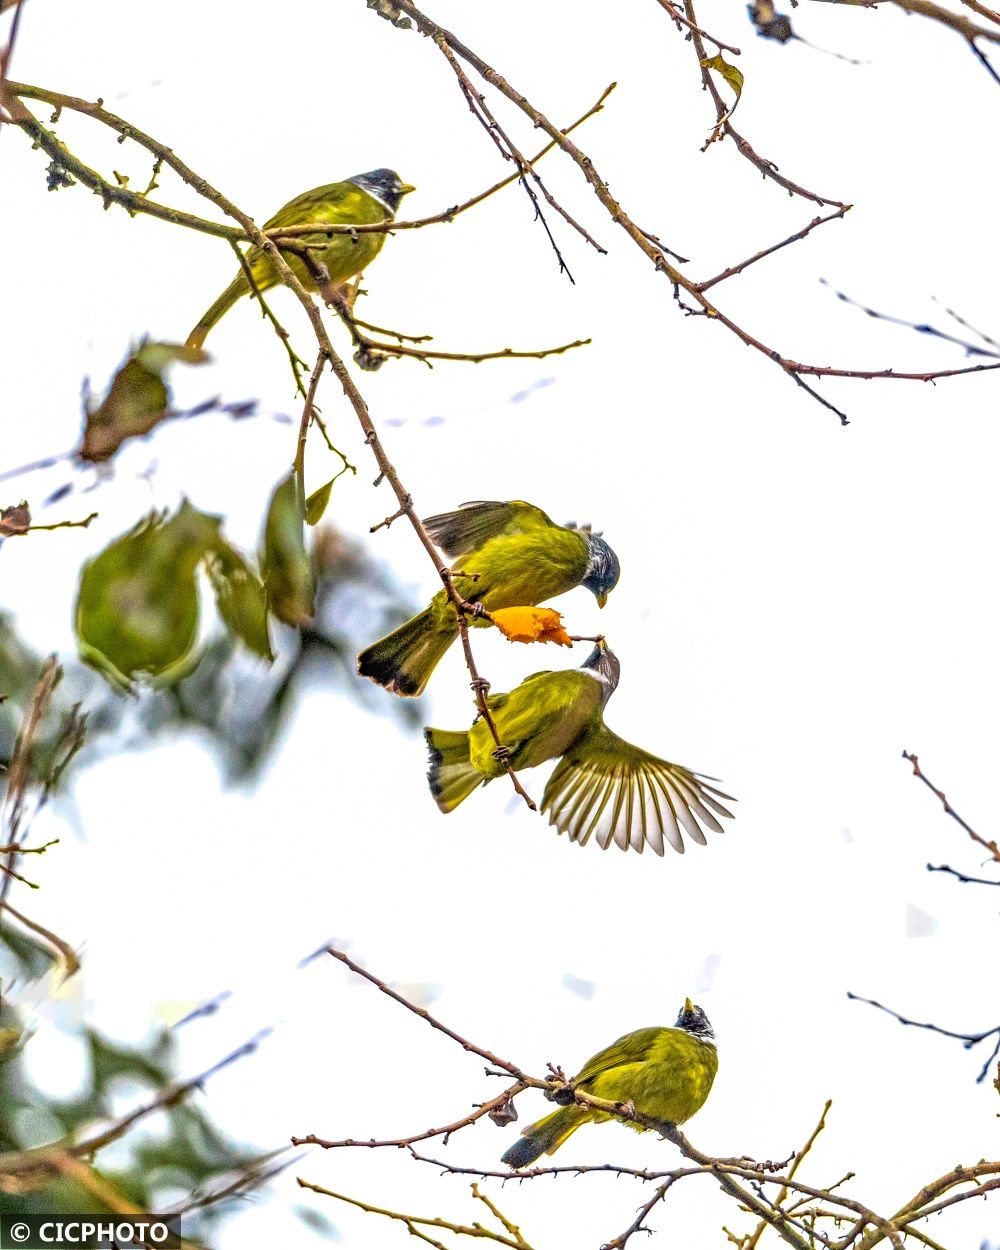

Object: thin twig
[697,209,851,293]
[746,1101,832,1250]
[847,991,1000,1083]
[0,658,60,906]
[823,282,1000,361]
[323,946,525,1076]
[296,1179,533,1250]
[292,1082,527,1151]
[902,751,1000,861]
[433,33,603,282]
[652,0,743,53]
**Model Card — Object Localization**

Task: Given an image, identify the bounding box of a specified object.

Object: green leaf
[700,53,744,113]
[75,500,221,690]
[81,339,207,463]
[262,473,315,627]
[304,478,336,527]
[205,540,273,660]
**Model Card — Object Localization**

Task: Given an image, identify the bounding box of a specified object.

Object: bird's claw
[492,744,511,763]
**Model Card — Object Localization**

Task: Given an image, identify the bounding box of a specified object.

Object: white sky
[2,0,999,1246]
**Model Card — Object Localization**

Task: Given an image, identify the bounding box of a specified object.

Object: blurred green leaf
[75,500,221,691]
[81,340,207,463]
[205,540,273,661]
[5,521,419,789]
[262,473,315,627]
[0,1026,24,1063]
[304,478,335,527]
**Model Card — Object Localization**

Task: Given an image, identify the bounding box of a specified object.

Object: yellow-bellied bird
[358,501,620,698]
[186,169,414,349]
[425,640,733,855]
[502,999,718,1168]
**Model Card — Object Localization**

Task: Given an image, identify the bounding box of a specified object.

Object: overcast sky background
[2,1,1000,1246]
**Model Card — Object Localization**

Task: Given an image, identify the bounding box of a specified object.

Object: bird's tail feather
[358,610,453,698]
[185,271,251,350]
[425,728,482,811]
[501,1107,587,1169]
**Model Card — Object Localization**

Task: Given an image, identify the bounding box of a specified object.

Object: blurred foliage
[80,341,207,464]
[76,501,237,691]
[262,472,315,628]
[0,680,283,1234]
[2,523,419,786]
[0,991,265,1233]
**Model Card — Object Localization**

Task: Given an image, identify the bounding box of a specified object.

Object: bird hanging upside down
[425,639,734,856]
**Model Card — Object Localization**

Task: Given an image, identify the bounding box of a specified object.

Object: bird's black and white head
[349,169,415,216]
[581,638,620,699]
[581,533,621,609]
[674,998,715,1044]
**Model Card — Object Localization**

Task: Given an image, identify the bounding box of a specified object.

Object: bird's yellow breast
[583,1029,718,1128]
[249,184,392,295]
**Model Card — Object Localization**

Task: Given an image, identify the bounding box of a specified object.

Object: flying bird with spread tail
[425,639,734,856]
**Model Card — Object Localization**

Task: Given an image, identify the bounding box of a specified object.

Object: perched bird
[425,640,733,855]
[185,169,415,349]
[502,1000,718,1169]
[358,500,620,698]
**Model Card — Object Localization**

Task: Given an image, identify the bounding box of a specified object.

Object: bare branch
[902,750,1000,861]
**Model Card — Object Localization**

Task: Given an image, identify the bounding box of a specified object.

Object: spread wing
[423,500,556,558]
[541,726,735,856]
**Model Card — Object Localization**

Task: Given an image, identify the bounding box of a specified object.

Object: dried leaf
[491,606,572,647]
[81,340,207,462]
[0,501,31,536]
[488,1094,519,1127]
[700,53,744,113]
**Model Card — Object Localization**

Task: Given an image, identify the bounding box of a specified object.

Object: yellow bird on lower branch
[185,168,414,350]
[501,1000,718,1169]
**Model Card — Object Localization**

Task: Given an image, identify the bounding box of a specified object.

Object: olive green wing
[573,1026,666,1086]
[262,182,387,231]
[423,501,557,558]
[541,725,735,856]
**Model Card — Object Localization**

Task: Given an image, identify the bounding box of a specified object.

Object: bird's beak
[684,997,694,1013]
[400,183,417,194]
[596,592,608,609]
